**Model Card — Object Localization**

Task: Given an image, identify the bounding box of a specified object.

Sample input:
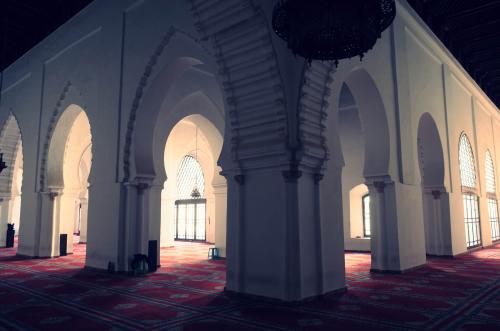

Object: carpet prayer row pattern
[0,239,499,330]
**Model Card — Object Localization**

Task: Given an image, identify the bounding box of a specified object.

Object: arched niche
[417,113,445,189]
[416,112,451,255]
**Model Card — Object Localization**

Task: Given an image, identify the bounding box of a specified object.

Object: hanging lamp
[190,126,201,199]
[272,0,396,64]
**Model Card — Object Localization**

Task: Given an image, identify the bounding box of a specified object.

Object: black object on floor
[6,223,15,248]
[59,234,67,256]
[148,240,158,272]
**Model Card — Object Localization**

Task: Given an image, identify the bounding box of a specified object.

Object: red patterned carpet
[0,240,499,330]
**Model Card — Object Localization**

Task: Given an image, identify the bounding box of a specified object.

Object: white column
[367,177,426,272]
[422,188,453,256]
[213,182,227,257]
[0,196,11,247]
[36,189,62,257]
[160,191,176,248]
[79,198,89,243]
[225,166,345,301]
[147,183,163,268]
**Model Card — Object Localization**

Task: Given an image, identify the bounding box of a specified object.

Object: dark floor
[0,241,499,330]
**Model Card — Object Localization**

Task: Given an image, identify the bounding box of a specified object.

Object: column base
[370,263,426,274]
[224,286,348,304]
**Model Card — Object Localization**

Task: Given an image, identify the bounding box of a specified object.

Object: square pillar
[36,190,62,257]
[367,177,426,272]
[422,188,453,256]
[225,168,345,301]
[79,198,89,243]
[0,196,11,247]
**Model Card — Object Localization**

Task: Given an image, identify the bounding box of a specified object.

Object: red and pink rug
[0,240,499,330]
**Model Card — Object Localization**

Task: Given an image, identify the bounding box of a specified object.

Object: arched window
[458,134,481,248]
[175,155,206,241]
[459,134,477,189]
[486,150,499,241]
[362,194,371,238]
[176,155,205,199]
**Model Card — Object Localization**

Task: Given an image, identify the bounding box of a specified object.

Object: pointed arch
[0,113,23,195]
[341,68,391,177]
[45,105,92,189]
[39,82,88,190]
[122,28,220,182]
[458,133,477,190]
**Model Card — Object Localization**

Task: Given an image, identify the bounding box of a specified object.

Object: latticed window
[458,134,481,248]
[485,151,499,241]
[362,194,371,238]
[175,155,206,241]
[459,134,477,189]
[176,155,205,199]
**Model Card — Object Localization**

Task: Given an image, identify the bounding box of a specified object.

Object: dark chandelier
[272,0,396,64]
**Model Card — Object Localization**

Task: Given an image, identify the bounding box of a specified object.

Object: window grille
[175,200,206,241]
[176,155,205,200]
[488,198,500,242]
[362,194,371,238]
[463,193,481,248]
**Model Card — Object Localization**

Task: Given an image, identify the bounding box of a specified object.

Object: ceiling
[0,0,499,108]
[0,0,94,72]
[407,0,500,108]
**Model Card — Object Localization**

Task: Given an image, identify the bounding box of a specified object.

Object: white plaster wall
[394,1,500,255]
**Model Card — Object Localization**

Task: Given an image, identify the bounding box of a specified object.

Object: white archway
[161,115,226,252]
[126,52,227,268]
[0,114,23,247]
[43,105,93,256]
[336,69,391,253]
